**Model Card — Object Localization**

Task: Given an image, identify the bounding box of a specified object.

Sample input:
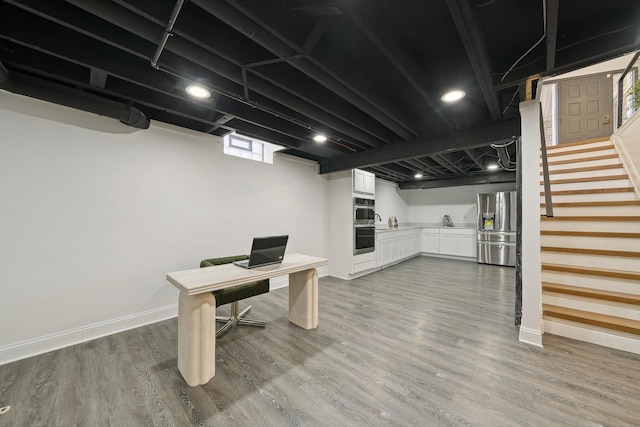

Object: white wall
[518,100,543,347]
[613,106,640,197]
[327,172,352,278]
[373,178,409,225]
[402,182,516,226]
[0,91,329,363]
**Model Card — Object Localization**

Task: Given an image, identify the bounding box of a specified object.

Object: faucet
[375,213,382,222]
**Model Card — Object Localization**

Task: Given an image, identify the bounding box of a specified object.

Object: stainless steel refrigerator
[477,191,516,267]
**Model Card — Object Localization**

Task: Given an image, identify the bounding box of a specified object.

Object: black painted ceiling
[1,0,638,187]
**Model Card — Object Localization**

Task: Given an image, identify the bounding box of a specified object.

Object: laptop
[233,235,289,269]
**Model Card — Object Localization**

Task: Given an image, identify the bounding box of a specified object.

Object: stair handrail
[617,51,640,128]
[539,106,553,217]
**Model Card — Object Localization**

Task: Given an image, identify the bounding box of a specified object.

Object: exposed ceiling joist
[320,118,521,173]
[545,0,560,71]
[445,0,501,121]
[430,154,460,174]
[192,0,419,140]
[340,2,454,132]
[399,171,516,189]
[464,148,484,169]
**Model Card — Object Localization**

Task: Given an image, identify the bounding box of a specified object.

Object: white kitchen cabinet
[439,228,476,258]
[439,234,457,255]
[421,229,440,254]
[382,240,393,265]
[376,228,421,269]
[353,168,375,196]
[352,251,376,273]
[456,235,476,258]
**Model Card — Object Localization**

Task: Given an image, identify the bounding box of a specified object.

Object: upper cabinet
[353,168,375,197]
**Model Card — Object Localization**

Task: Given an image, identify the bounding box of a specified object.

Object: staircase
[540,137,640,354]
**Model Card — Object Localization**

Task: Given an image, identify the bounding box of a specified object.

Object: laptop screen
[248,235,289,267]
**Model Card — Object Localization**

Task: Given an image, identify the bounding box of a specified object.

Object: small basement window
[223,132,284,164]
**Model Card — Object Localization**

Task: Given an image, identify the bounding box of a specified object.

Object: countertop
[375,223,475,233]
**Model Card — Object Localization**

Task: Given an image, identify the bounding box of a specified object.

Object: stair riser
[541,179,633,192]
[541,235,640,251]
[543,157,621,171]
[542,294,640,320]
[545,168,625,181]
[541,205,640,216]
[543,319,640,354]
[541,252,640,272]
[546,140,612,153]
[541,221,640,233]
[542,271,640,294]
[540,192,638,203]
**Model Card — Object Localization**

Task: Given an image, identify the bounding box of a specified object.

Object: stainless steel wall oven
[354,197,375,223]
[353,197,375,255]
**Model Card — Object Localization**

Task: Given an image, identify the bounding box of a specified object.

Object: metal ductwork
[491,137,517,171]
[0,61,149,129]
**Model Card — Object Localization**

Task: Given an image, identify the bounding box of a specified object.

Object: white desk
[166,253,328,386]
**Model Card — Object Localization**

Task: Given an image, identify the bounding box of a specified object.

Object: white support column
[518,100,544,347]
[178,292,217,386]
[288,268,319,329]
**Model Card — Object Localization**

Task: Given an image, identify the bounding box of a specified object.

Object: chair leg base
[215,302,266,337]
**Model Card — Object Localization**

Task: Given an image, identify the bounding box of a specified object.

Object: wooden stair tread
[541,246,640,258]
[542,282,640,305]
[541,230,640,238]
[543,304,640,335]
[545,137,610,150]
[546,164,623,175]
[540,187,635,196]
[541,216,640,221]
[542,153,619,166]
[540,200,640,208]
[547,145,614,157]
[540,174,629,185]
[542,264,640,281]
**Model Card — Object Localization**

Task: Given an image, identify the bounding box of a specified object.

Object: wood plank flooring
[2,257,640,426]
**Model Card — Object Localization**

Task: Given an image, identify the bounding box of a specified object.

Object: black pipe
[0,62,149,129]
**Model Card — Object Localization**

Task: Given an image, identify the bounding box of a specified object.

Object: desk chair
[200,255,269,337]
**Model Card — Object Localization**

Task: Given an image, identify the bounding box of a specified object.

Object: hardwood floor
[2,257,640,426]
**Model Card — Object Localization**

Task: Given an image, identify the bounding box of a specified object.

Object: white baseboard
[0,265,330,366]
[519,326,544,347]
[0,304,178,366]
[544,319,640,355]
[420,253,477,262]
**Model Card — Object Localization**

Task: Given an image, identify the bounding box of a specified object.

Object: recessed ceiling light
[486,163,500,170]
[313,134,327,143]
[414,173,423,179]
[185,84,211,99]
[441,90,465,103]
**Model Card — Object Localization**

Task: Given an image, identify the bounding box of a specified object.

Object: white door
[557,73,613,144]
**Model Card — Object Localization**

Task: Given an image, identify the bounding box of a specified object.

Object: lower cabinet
[353,251,376,274]
[439,234,457,255]
[376,227,476,270]
[438,228,476,258]
[421,229,440,253]
[376,229,421,268]
[456,235,476,258]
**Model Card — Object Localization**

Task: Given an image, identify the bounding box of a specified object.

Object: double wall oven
[353,197,375,255]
